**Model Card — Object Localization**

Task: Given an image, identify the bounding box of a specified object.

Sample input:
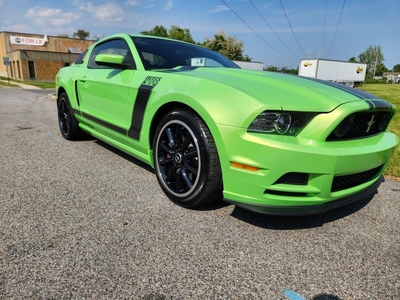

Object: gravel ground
[0,87,399,299]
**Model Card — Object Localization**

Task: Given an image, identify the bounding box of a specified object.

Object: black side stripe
[128,84,153,140]
[81,111,126,135]
[72,76,161,141]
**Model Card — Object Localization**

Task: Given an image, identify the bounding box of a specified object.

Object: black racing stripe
[81,112,126,135]
[300,77,380,100]
[128,85,153,140]
[71,77,159,140]
[367,99,394,111]
[74,80,80,107]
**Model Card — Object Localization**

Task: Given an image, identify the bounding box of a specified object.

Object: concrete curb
[0,79,41,89]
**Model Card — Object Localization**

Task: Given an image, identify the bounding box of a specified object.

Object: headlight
[248,111,315,136]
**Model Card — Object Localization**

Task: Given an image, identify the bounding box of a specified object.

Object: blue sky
[1,0,399,70]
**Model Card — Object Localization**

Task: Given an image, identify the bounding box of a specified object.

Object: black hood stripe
[299,76,380,100]
[366,99,394,111]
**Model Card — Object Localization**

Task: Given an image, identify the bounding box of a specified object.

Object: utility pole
[3,57,10,84]
[372,46,379,78]
[369,45,379,78]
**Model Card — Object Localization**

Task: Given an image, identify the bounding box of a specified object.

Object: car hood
[163,67,382,112]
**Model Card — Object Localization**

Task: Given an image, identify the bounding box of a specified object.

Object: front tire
[57,92,84,140]
[153,109,222,208]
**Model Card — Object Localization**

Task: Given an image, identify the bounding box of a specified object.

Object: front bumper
[218,124,398,214]
[224,176,383,215]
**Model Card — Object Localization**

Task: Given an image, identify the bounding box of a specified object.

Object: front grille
[327,111,394,141]
[331,165,383,192]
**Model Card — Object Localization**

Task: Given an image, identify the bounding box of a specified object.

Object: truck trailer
[298,59,367,87]
[233,60,264,71]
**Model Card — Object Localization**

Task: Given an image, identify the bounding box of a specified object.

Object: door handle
[79,76,87,83]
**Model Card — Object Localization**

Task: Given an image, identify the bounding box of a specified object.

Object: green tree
[140,25,194,43]
[58,34,69,38]
[73,29,90,40]
[349,57,358,63]
[141,25,168,38]
[202,30,250,61]
[393,64,400,72]
[358,45,384,77]
[265,65,298,74]
[94,34,105,41]
[265,65,279,72]
[168,25,195,43]
[140,26,252,61]
[375,63,388,76]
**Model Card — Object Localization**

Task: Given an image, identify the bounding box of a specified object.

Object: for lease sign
[10,35,48,46]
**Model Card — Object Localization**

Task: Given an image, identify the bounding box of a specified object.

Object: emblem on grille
[366,115,376,133]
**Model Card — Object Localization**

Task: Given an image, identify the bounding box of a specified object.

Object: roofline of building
[7,49,84,55]
[0,30,97,42]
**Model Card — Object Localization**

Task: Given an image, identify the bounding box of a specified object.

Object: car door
[77,38,138,137]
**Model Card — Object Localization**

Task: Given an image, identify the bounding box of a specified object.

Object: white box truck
[298,59,367,87]
[233,60,264,71]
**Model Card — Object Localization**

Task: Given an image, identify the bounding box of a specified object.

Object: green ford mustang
[56,33,398,215]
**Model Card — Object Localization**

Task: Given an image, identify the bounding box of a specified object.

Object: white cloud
[143,0,155,9]
[165,0,173,11]
[125,0,140,6]
[25,7,62,18]
[80,2,125,22]
[25,7,80,28]
[2,23,32,33]
[209,5,230,13]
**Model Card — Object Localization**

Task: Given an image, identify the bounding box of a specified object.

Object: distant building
[0,31,95,81]
[383,72,400,83]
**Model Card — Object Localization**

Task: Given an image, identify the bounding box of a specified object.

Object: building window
[28,61,36,78]
[16,61,21,79]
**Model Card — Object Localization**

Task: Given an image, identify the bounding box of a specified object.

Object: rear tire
[153,109,222,208]
[57,92,84,140]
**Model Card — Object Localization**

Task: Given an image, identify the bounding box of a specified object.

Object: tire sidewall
[153,110,212,207]
[57,92,83,140]
[57,93,71,139]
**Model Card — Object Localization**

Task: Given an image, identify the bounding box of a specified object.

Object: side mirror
[95,54,130,69]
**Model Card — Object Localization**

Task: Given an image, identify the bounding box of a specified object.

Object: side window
[88,39,135,69]
[74,49,88,65]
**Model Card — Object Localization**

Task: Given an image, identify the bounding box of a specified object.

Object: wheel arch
[150,102,201,150]
[150,101,224,206]
[56,86,67,101]
[148,101,227,168]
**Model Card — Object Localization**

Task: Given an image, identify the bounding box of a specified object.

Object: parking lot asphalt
[0,87,399,299]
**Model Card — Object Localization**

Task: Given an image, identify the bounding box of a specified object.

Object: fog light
[378,112,392,131]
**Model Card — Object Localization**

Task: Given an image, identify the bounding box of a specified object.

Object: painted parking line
[46,132,62,142]
[284,290,307,300]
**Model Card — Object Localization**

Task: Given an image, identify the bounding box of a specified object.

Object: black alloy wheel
[57,92,83,140]
[58,97,70,136]
[153,109,222,208]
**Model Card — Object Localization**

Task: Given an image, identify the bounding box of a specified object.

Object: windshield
[131,36,240,70]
